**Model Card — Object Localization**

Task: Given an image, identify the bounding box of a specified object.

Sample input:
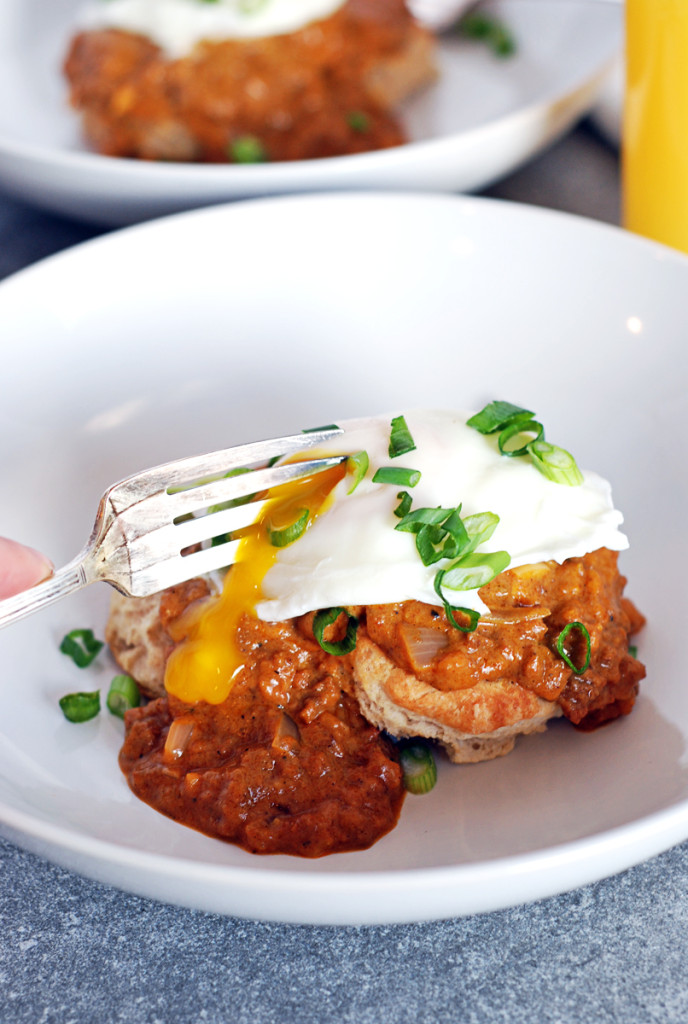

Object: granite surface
[2,124,686,1023]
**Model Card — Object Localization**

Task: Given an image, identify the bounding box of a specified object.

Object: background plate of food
[0,191,684,926]
[0,0,620,225]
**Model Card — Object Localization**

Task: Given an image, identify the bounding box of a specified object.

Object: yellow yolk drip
[164,461,346,704]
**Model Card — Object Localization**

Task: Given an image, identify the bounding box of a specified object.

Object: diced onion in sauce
[272,711,301,748]
[400,624,450,671]
[164,717,194,760]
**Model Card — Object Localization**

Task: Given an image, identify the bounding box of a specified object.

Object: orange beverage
[623,0,688,252]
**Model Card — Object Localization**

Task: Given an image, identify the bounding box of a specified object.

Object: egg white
[255,409,628,621]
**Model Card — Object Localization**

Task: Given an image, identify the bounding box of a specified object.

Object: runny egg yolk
[164,460,347,705]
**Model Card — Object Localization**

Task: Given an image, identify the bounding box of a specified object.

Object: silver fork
[0,428,345,630]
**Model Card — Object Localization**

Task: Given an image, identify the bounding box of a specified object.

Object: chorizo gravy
[108,407,645,858]
[63,0,437,162]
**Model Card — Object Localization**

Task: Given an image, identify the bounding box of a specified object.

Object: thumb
[0,537,54,599]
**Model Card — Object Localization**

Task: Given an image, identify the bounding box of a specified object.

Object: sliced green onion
[106,675,141,719]
[461,512,500,555]
[394,490,413,518]
[527,440,584,487]
[395,505,460,532]
[230,135,267,163]
[498,419,544,457]
[346,450,369,493]
[466,400,533,435]
[302,423,340,433]
[628,644,638,659]
[372,466,421,487]
[313,607,359,656]
[416,518,466,566]
[433,571,481,632]
[396,504,469,566]
[267,508,310,548]
[388,415,416,458]
[347,111,370,133]
[59,690,100,723]
[458,12,517,57]
[398,740,437,795]
[60,629,104,668]
[445,604,481,633]
[238,0,269,12]
[440,550,511,592]
[555,621,591,674]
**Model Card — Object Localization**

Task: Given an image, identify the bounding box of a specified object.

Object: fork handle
[0,557,90,630]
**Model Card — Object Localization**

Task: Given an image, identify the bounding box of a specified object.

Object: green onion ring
[498,419,544,457]
[527,440,584,487]
[60,629,104,668]
[440,550,511,592]
[106,675,141,719]
[398,740,437,795]
[346,450,369,494]
[267,508,310,548]
[229,135,267,164]
[555,621,591,674]
[394,491,413,518]
[313,607,359,655]
[372,466,421,487]
[466,401,534,435]
[388,415,417,458]
[59,690,101,723]
[433,572,481,632]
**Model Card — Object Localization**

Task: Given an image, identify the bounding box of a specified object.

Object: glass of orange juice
[623,0,688,252]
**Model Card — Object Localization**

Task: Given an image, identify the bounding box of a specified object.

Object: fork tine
[123,499,269,571]
[163,455,346,518]
[123,539,245,596]
[109,428,343,510]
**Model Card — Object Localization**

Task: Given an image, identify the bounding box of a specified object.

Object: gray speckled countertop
[2,124,684,1024]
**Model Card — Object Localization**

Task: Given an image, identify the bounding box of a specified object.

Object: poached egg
[164,409,628,705]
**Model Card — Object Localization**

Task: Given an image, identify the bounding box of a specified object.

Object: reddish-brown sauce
[364,549,645,728]
[120,615,404,857]
[64,0,433,162]
[118,548,644,857]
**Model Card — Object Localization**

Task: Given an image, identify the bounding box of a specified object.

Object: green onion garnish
[267,508,310,548]
[461,512,500,554]
[388,415,416,458]
[238,0,269,12]
[302,423,340,433]
[230,135,267,163]
[555,621,591,674]
[458,12,516,57]
[398,740,437,795]
[440,550,511,592]
[394,490,413,519]
[466,401,533,435]
[433,572,481,632]
[347,111,370,133]
[60,629,104,668]
[313,607,359,656]
[372,466,421,487]
[527,440,584,487]
[106,675,141,719]
[59,690,100,723]
[346,450,369,493]
[468,401,583,486]
[628,644,638,659]
[498,419,544,457]
[395,504,468,565]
